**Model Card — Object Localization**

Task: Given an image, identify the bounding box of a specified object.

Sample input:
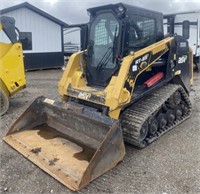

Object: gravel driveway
[0,69,200,194]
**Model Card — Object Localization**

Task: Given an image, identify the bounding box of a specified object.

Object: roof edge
[164,9,200,17]
[0,2,68,27]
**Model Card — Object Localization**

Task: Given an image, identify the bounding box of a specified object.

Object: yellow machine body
[0,42,26,96]
[58,37,174,119]
[0,16,26,115]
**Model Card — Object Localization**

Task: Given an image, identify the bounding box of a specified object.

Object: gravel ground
[0,69,200,194]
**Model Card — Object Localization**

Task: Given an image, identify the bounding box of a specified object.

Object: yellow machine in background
[0,16,31,115]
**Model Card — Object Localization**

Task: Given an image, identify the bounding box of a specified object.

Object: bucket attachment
[4,97,125,191]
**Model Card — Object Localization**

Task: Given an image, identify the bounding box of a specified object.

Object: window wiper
[96,25,119,71]
[96,47,112,71]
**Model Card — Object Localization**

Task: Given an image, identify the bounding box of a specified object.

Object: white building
[164,10,200,65]
[0,2,68,70]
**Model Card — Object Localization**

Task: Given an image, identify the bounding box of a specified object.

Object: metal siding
[174,13,200,55]
[0,7,62,53]
[23,52,64,70]
[175,13,199,22]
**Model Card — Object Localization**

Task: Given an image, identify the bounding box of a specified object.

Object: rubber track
[121,84,192,148]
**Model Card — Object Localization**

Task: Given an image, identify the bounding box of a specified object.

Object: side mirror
[19,32,32,50]
[182,20,190,39]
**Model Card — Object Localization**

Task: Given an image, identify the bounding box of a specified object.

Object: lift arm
[0,16,18,43]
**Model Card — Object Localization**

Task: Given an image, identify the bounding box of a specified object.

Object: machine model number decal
[135,53,149,65]
[132,53,149,72]
[178,55,188,64]
[78,92,91,100]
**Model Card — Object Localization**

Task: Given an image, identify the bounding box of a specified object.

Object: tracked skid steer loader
[4,3,193,191]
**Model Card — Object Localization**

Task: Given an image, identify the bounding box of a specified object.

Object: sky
[1,0,200,24]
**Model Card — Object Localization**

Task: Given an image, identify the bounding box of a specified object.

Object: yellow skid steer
[4,3,193,191]
[0,16,32,115]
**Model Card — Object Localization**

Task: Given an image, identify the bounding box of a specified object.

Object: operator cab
[84,3,164,87]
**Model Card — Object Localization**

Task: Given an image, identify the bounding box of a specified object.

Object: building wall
[164,12,200,56]
[175,13,200,56]
[0,7,64,69]
[0,7,62,53]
